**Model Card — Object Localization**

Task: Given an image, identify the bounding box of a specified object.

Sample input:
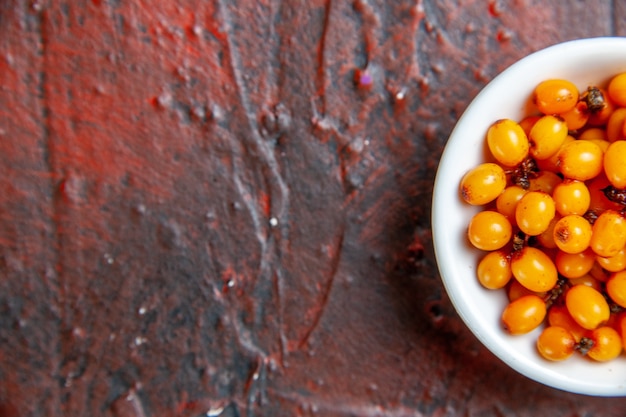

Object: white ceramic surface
[432,37,626,396]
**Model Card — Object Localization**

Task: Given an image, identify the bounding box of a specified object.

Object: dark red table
[2,1,626,415]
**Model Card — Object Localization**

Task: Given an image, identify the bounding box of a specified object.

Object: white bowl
[432,37,626,396]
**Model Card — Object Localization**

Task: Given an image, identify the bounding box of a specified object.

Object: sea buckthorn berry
[560,100,589,131]
[579,127,608,141]
[501,294,547,335]
[608,72,626,107]
[565,285,610,330]
[527,170,562,194]
[518,115,541,136]
[589,138,611,153]
[536,135,575,172]
[496,185,526,221]
[536,326,576,361]
[548,306,587,342]
[467,211,512,251]
[552,180,590,216]
[606,107,626,142]
[606,270,626,308]
[596,247,626,273]
[555,248,595,279]
[533,79,579,115]
[510,246,558,293]
[589,210,626,258]
[604,140,626,189]
[557,139,604,181]
[586,87,615,126]
[507,279,542,302]
[536,214,560,249]
[616,313,626,348]
[529,115,568,160]
[586,326,623,362]
[515,191,556,236]
[486,119,530,167]
[460,163,507,205]
[568,274,603,291]
[589,261,610,283]
[553,214,592,254]
[477,250,512,290]
[587,174,624,212]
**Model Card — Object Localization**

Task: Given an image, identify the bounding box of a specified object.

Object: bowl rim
[432,36,626,397]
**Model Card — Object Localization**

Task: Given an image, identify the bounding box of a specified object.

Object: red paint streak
[488,1,502,17]
[259,190,271,217]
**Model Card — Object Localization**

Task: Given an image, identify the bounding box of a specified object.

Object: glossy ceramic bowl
[432,37,626,396]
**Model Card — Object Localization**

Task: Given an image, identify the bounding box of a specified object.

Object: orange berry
[608,72,626,107]
[515,191,556,236]
[557,139,604,181]
[502,294,547,335]
[467,211,512,251]
[606,270,626,309]
[536,326,576,361]
[586,326,623,362]
[533,79,579,115]
[553,214,592,254]
[555,248,595,279]
[606,107,626,142]
[604,140,626,189]
[529,115,568,160]
[487,119,530,167]
[590,210,626,258]
[552,180,590,216]
[477,250,513,290]
[460,163,507,205]
[565,285,610,330]
[510,246,558,293]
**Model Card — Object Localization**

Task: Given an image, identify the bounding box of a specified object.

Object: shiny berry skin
[565,284,610,330]
[603,140,626,189]
[510,246,558,293]
[529,115,568,160]
[467,211,512,251]
[487,119,530,167]
[589,210,626,258]
[536,326,576,361]
[536,135,575,172]
[553,214,592,254]
[460,163,507,205]
[496,185,526,221]
[555,248,595,279]
[536,215,560,249]
[507,279,541,302]
[501,294,547,335]
[557,139,604,181]
[586,326,623,362]
[515,191,556,236]
[552,180,590,216]
[608,72,626,107]
[533,79,579,115]
[579,127,608,141]
[560,100,589,131]
[587,174,624,213]
[568,274,603,291]
[527,170,562,194]
[548,305,586,342]
[595,247,626,273]
[606,270,626,308]
[477,250,512,290]
[606,107,626,142]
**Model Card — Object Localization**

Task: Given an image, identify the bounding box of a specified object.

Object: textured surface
[2,0,626,416]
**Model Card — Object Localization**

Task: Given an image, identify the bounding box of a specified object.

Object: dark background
[2,0,626,416]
